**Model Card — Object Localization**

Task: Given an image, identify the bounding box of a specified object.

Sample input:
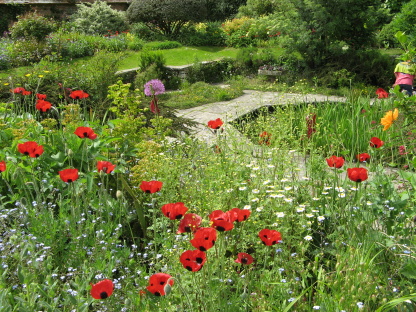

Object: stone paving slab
[176,90,346,145]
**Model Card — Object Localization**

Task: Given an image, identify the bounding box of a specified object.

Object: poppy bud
[116,190,123,199]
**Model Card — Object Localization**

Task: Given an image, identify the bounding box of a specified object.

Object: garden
[0,0,416,311]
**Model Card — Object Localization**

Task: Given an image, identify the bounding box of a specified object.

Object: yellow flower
[38,75,44,78]
[380,108,399,131]
[4,83,9,86]
[25,74,31,77]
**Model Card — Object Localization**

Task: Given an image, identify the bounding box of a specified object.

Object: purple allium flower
[144,79,165,96]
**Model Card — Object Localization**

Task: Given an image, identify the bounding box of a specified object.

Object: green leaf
[400,259,416,280]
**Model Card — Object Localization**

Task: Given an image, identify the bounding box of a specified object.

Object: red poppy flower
[97,161,116,174]
[326,156,345,168]
[306,113,316,138]
[209,210,234,232]
[90,279,114,299]
[13,87,26,94]
[140,180,163,194]
[74,127,97,140]
[235,252,254,265]
[347,167,368,183]
[259,131,272,145]
[0,161,6,172]
[36,100,52,112]
[36,93,47,100]
[69,90,89,99]
[59,168,79,183]
[259,228,282,246]
[207,118,223,130]
[376,88,389,99]
[190,227,217,251]
[17,141,44,158]
[177,213,202,233]
[161,202,188,220]
[229,208,251,222]
[179,249,207,272]
[357,153,370,162]
[147,273,174,296]
[369,137,384,148]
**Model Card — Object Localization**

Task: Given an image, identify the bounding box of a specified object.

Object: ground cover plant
[1,60,416,311]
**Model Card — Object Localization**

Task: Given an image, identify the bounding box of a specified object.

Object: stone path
[176,90,346,145]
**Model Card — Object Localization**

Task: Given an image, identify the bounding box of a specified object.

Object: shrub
[186,58,235,83]
[129,22,166,41]
[178,22,225,46]
[71,0,128,35]
[46,32,96,60]
[0,38,12,70]
[10,11,57,41]
[7,38,51,66]
[126,0,207,38]
[234,47,277,74]
[143,41,182,50]
[134,52,167,89]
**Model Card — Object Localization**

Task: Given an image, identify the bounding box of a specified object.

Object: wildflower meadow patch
[0,72,415,312]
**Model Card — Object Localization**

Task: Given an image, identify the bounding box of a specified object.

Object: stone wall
[0,0,130,19]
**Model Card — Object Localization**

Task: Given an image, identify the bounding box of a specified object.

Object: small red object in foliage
[326,155,345,168]
[369,137,384,148]
[258,228,282,246]
[90,279,114,299]
[357,153,370,162]
[179,249,207,272]
[376,88,389,99]
[161,202,188,220]
[59,168,79,183]
[97,161,116,174]
[140,180,163,193]
[207,118,223,130]
[347,167,368,183]
[74,127,97,140]
[17,141,44,158]
[146,273,174,296]
[235,252,254,265]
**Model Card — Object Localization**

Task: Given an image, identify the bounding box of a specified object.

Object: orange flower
[380,108,398,131]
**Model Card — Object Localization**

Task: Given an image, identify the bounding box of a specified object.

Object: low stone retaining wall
[115,61,220,84]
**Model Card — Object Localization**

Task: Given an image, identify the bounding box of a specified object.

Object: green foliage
[126,0,208,38]
[10,11,57,41]
[178,22,225,46]
[234,47,277,74]
[129,22,167,41]
[6,38,51,67]
[238,0,277,17]
[205,0,245,21]
[71,0,128,35]
[286,0,378,69]
[161,81,243,108]
[185,58,235,83]
[0,4,27,33]
[143,41,182,50]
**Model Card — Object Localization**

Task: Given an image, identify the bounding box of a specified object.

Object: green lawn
[118,46,239,69]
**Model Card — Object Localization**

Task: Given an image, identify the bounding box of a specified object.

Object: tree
[126,0,208,38]
[206,0,246,21]
[287,0,379,68]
